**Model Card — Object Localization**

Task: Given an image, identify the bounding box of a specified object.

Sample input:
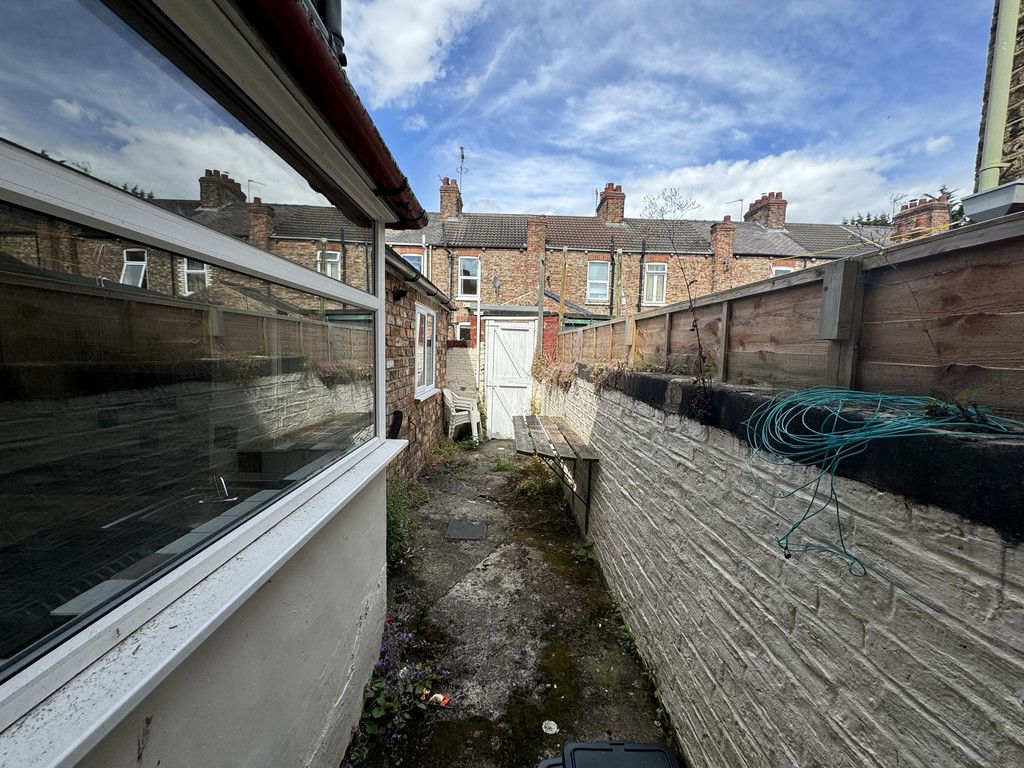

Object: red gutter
[236,0,427,230]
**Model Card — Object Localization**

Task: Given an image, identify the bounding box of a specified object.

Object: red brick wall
[385,269,449,481]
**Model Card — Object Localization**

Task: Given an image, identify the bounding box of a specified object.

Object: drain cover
[445,520,487,540]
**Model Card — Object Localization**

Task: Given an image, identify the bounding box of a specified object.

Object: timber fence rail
[554,211,1024,418]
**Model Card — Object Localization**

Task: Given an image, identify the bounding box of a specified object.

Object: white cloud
[923,135,954,156]
[344,0,487,108]
[50,98,85,121]
[403,114,429,132]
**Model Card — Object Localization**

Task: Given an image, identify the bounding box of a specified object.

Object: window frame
[772,265,796,277]
[456,322,472,342]
[642,262,668,306]
[183,257,210,294]
[0,139,390,735]
[414,302,437,400]
[457,256,480,299]
[587,260,610,302]
[400,252,422,272]
[120,248,148,287]
[318,249,342,280]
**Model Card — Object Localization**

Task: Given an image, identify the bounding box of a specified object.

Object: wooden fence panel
[727,283,827,387]
[634,315,667,368]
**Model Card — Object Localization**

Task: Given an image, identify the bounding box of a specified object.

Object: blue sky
[0,2,995,226]
[344,0,995,223]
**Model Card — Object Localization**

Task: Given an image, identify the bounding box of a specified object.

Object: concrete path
[369,439,675,767]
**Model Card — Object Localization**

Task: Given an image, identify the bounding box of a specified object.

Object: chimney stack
[596,182,626,224]
[248,197,274,250]
[199,169,246,209]
[710,215,736,265]
[440,177,463,220]
[892,195,950,242]
[743,191,788,229]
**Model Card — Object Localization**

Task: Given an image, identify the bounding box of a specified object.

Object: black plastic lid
[562,741,681,767]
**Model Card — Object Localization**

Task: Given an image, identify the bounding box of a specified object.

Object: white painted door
[485,318,536,439]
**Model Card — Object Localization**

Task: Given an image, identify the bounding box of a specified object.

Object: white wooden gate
[484,318,536,439]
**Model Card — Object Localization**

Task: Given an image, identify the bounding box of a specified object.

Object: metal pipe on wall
[978,0,1022,191]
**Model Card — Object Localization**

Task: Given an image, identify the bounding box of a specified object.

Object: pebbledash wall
[538,375,1024,768]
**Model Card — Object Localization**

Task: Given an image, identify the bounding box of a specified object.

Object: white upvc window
[401,251,422,272]
[587,260,609,302]
[318,249,341,279]
[772,265,795,277]
[414,303,436,398]
[184,257,209,294]
[643,262,668,305]
[120,248,147,287]
[456,322,472,341]
[458,256,479,298]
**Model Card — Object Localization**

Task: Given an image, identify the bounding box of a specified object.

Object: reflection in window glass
[0,1,374,294]
[0,199,375,678]
[643,262,667,304]
[415,304,435,396]
[588,261,609,301]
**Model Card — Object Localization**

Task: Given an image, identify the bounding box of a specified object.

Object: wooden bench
[512,415,599,533]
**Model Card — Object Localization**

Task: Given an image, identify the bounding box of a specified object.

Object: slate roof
[156,200,889,261]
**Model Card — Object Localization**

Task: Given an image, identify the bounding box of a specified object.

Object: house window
[587,260,609,302]
[773,266,795,277]
[0,0,386,690]
[184,258,210,293]
[401,252,422,272]
[458,256,479,298]
[643,262,668,305]
[318,249,341,279]
[456,322,472,341]
[120,248,147,287]
[415,303,436,397]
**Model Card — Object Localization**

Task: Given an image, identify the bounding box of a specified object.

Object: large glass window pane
[0,200,375,679]
[0,0,384,681]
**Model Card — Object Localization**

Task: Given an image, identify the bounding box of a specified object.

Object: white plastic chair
[442,388,481,443]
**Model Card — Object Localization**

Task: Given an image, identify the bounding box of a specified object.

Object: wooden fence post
[663,313,673,372]
[717,300,731,384]
[626,316,638,367]
[819,259,864,388]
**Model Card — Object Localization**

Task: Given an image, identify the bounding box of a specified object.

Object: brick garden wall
[538,377,1024,768]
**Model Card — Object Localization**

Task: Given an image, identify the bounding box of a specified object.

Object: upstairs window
[184,258,210,294]
[318,249,341,280]
[643,262,667,305]
[401,252,422,272]
[458,256,479,298]
[587,260,609,302]
[773,265,795,277]
[120,249,147,287]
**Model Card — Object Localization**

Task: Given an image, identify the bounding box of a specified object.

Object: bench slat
[512,415,534,455]
[554,418,599,462]
[539,416,577,460]
[525,415,558,458]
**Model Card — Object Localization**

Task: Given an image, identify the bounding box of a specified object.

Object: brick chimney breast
[527,216,547,258]
[440,176,463,220]
[248,196,275,251]
[596,182,626,224]
[743,191,788,229]
[199,169,246,209]
[710,214,736,264]
[892,194,949,242]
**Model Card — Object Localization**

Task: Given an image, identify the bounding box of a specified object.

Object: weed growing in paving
[345,617,450,765]
[514,457,561,498]
[386,477,427,569]
[493,453,519,472]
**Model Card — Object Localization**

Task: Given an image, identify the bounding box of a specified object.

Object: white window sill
[0,439,405,766]
[414,386,440,403]
[456,296,480,302]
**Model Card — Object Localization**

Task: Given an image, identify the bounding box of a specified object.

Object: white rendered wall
[73,473,387,768]
[539,379,1024,768]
